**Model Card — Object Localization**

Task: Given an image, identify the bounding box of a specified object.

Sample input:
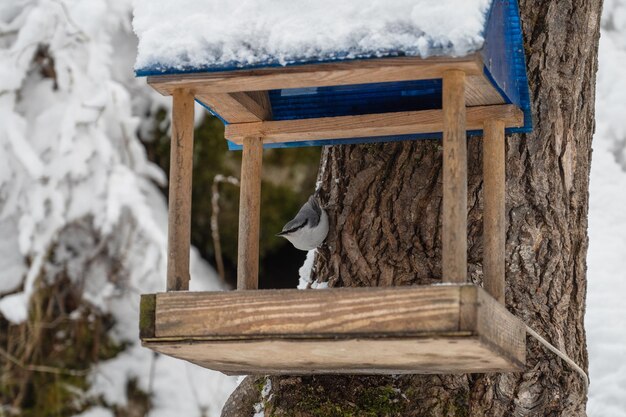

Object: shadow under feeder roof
[136,0,532,376]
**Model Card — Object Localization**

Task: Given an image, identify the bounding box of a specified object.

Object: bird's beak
[276,231,287,237]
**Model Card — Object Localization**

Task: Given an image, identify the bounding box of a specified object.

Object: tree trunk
[222,0,602,415]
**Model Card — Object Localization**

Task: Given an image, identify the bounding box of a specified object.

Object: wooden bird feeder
[138,0,532,375]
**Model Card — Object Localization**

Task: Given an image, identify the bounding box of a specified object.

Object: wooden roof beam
[196,75,503,125]
[196,91,272,123]
[225,104,524,145]
[148,54,484,95]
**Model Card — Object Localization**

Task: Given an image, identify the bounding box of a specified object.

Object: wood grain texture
[474,286,526,366]
[167,89,194,291]
[237,91,272,120]
[196,91,273,123]
[144,336,521,376]
[148,55,484,95]
[458,286,525,366]
[225,105,524,145]
[465,75,505,106]
[187,75,502,124]
[139,294,156,339]
[152,286,463,338]
[482,119,506,304]
[442,70,468,283]
[237,136,263,290]
[139,285,525,375]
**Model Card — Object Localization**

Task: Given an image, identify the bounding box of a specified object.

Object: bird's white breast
[288,209,329,251]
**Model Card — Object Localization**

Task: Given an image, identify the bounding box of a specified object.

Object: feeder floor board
[140,284,526,375]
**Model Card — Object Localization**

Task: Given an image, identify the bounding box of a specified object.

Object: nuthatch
[277,195,328,251]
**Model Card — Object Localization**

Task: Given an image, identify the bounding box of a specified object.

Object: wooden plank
[236,136,263,290]
[152,286,464,338]
[237,91,272,120]
[140,285,525,375]
[139,294,156,339]
[148,55,484,95]
[196,91,272,123]
[466,75,505,106]
[442,70,468,283]
[167,89,194,291]
[458,285,478,332]
[459,286,525,365]
[475,287,526,366]
[225,105,524,145]
[196,75,501,124]
[482,119,506,304]
[144,336,521,375]
[199,76,503,124]
[195,93,257,123]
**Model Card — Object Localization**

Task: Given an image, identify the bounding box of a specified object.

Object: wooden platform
[140,284,525,375]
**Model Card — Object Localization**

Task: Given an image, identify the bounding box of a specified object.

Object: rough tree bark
[222,0,602,415]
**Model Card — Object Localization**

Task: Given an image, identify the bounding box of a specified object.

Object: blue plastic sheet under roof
[139,0,532,150]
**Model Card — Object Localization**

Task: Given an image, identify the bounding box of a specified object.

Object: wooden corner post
[442,70,467,283]
[167,89,195,291]
[483,119,506,304]
[237,137,263,290]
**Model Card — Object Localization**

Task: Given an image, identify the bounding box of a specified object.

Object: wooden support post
[237,137,263,290]
[442,70,467,283]
[167,89,195,291]
[483,119,506,304]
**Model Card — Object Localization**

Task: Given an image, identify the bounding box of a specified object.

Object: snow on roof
[133,0,493,75]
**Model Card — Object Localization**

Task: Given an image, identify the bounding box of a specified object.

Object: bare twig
[210,175,240,283]
[0,29,19,38]
[50,0,90,42]
[0,346,89,377]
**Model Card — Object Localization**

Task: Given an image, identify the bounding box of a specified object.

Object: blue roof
[142,0,532,149]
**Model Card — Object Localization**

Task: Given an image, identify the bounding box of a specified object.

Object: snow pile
[297,249,316,289]
[0,0,164,323]
[587,0,626,415]
[133,0,492,73]
[297,249,329,289]
[0,0,236,415]
[252,377,272,417]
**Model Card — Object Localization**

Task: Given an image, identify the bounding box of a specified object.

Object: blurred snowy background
[0,0,238,415]
[0,0,624,416]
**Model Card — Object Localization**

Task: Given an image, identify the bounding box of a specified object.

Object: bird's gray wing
[278,195,321,234]
[302,195,322,227]
[278,217,308,234]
